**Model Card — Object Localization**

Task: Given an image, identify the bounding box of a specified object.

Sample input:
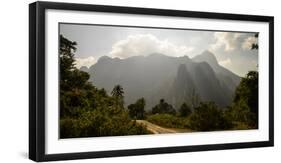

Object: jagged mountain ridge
[193,50,241,92]
[84,50,240,110]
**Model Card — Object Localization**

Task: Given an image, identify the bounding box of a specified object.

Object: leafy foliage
[234,71,258,116]
[152,99,176,115]
[179,103,192,117]
[60,107,149,138]
[189,102,233,131]
[128,98,146,119]
[251,33,259,50]
[227,71,258,128]
[59,35,148,138]
[111,84,125,108]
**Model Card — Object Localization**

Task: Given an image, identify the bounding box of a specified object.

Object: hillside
[84,50,240,110]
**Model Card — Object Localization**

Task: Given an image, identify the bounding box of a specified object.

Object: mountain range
[81,50,241,110]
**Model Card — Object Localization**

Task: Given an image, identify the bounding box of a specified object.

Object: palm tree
[111,85,124,97]
[111,85,124,108]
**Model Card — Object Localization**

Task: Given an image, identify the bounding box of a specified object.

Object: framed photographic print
[29,1,274,162]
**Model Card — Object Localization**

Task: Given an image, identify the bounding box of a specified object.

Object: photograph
[28,2,274,161]
[59,23,259,139]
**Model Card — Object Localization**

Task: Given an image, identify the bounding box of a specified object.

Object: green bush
[231,71,258,128]
[128,98,146,119]
[152,99,176,115]
[189,102,233,131]
[59,35,149,138]
[60,117,81,138]
[179,103,192,117]
[60,108,150,138]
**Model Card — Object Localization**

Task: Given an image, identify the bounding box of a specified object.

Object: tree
[232,71,258,128]
[59,35,93,118]
[60,35,77,91]
[68,69,90,89]
[59,35,149,138]
[111,85,125,108]
[189,102,232,131]
[226,33,259,129]
[152,99,176,115]
[234,71,258,114]
[111,85,124,97]
[128,98,146,119]
[179,103,192,117]
[229,100,256,127]
[251,33,259,50]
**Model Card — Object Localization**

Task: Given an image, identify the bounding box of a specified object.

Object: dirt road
[136,120,178,134]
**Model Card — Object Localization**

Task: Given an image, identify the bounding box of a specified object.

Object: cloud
[209,32,242,52]
[218,58,232,67]
[74,56,96,68]
[109,34,194,58]
[242,36,258,50]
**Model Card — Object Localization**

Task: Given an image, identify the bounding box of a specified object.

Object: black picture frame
[29,1,274,162]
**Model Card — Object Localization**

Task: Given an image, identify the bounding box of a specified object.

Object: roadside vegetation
[59,35,150,138]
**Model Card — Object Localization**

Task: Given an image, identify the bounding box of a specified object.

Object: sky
[59,23,258,77]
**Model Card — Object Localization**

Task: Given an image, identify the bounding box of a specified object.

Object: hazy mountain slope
[86,51,240,110]
[193,50,241,92]
[190,62,230,106]
[169,64,196,109]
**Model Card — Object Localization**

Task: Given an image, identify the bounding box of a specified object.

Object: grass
[232,121,256,130]
[146,114,254,133]
[146,114,190,129]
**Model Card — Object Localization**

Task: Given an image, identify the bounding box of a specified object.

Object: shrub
[189,102,233,131]
[60,107,150,138]
[152,99,176,115]
[179,103,192,117]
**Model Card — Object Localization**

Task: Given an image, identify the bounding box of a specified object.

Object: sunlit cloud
[75,56,96,68]
[209,32,242,52]
[242,36,258,50]
[109,34,194,58]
